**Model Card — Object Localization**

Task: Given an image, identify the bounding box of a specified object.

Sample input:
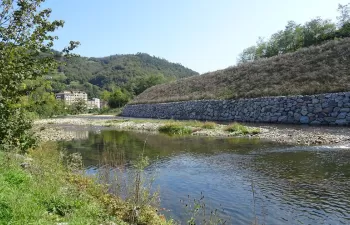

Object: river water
[60,129,350,225]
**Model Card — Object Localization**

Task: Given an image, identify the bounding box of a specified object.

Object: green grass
[0,143,171,225]
[224,123,260,135]
[131,38,350,104]
[158,123,193,135]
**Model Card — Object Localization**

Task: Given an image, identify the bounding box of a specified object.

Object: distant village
[55,91,104,109]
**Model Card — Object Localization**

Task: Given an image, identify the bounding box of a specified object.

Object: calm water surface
[61,129,350,225]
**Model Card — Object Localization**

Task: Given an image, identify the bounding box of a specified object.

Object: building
[56,91,102,109]
[55,91,88,105]
[87,98,101,109]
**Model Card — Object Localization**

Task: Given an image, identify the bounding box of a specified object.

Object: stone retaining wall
[122,92,350,125]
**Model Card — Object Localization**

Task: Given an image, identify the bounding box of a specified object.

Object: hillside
[49,53,199,97]
[132,38,350,104]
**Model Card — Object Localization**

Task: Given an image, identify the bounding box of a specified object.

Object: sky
[44,0,349,74]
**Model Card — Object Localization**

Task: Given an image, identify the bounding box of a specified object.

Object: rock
[331,112,339,117]
[301,110,308,116]
[335,119,347,125]
[312,98,319,104]
[300,116,309,124]
[337,112,347,119]
[323,107,333,113]
[310,121,321,125]
[314,107,322,113]
[278,116,287,122]
[294,112,301,121]
[333,107,341,112]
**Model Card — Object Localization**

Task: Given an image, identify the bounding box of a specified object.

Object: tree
[108,88,130,108]
[337,3,350,28]
[303,18,336,47]
[69,98,87,115]
[0,0,79,152]
[129,74,166,95]
[100,90,111,101]
[237,46,257,64]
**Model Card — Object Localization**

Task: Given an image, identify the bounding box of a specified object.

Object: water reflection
[61,130,350,225]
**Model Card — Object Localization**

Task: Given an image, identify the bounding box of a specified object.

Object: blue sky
[44,0,349,73]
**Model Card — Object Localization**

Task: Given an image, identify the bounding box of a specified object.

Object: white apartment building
[55,91,101,109]
[55,91,88,105]
[87,98,101,109]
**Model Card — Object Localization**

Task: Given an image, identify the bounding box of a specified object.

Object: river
[60,128,350,225]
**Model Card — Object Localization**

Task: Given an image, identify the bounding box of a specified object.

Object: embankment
[122,92,350,126]
[131,38,350,104]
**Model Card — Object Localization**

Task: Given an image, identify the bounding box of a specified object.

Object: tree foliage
[0,0,78,152]
[237,3,350,64]
[48,52,198,98]
[108,88,130,108]
[69,98,87,115]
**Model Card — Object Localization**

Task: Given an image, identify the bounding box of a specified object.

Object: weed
[95,139,168,224]
[224,123,260,135]
[201,122,216,129]
[180,192,230,225]
[0,202,13,224]
[158,123,193,135]
[4,170,29,186]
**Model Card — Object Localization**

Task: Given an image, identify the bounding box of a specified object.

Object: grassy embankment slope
[0,143,171,225]
[132,38,350,104]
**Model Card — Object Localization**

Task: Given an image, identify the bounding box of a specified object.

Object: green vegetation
[158,123,193,135]
[237,3,350,64]
[0,0,78,152]
[224,123,260,135]
[50,53,199,99]
[0,143,171,225]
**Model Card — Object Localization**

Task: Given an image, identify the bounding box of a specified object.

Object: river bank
[33,116,350,145]
[0,142,171,225]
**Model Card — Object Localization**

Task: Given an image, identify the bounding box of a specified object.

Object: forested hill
[49,52,199,97]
